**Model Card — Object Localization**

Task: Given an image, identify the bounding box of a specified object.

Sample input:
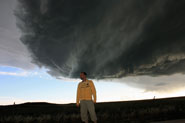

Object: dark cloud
[15,0,185,79]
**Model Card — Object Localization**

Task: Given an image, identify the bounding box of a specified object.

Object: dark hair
[81,72,87,76]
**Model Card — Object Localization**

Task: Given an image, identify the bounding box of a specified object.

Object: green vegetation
[0,96,185,123]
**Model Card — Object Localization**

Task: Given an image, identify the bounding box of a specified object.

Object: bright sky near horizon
[1,66,185,105]
[0,0,185,105]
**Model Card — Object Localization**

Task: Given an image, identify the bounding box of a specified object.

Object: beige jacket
[76,79,96,105]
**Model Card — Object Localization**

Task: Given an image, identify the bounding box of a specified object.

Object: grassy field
[0,96,185,123]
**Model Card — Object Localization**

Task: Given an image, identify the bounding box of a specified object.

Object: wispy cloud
[0,71,28,76]
[0,66,51,78]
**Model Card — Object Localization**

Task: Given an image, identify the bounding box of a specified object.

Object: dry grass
[0,97,185,123]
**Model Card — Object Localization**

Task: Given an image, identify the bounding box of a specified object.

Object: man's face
[80,73,86,80]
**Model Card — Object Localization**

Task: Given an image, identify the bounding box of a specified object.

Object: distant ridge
[1,96,185,107]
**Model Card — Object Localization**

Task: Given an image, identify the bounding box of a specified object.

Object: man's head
[80,72,87,80]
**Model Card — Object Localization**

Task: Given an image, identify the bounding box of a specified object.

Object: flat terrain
[1,96,185,123]
[151,119,185,123]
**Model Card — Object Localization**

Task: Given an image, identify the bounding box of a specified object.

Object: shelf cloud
[15,0,185,79]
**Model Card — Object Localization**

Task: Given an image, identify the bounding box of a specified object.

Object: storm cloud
[15,0,185,79]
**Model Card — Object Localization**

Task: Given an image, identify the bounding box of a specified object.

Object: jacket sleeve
[90,81,96,102]
[76,83,80,105]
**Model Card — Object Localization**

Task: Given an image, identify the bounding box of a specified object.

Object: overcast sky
[0,0,35,70]
[0,0,185,105]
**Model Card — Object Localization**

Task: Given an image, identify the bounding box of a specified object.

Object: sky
[0,0,185,105]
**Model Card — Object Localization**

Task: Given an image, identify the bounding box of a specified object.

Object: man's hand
[76,103,80,107]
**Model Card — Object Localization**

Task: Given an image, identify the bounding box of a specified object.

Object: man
[76,72,97,123]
